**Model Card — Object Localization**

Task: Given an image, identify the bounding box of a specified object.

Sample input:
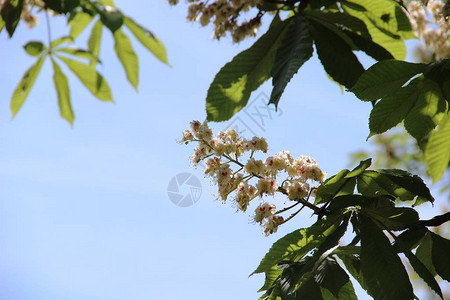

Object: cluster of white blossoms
[181,120,326,235]
[168,0,264,42]
[408,0,450,61]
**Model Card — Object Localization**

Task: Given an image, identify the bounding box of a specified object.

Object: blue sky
[0,1,443,299]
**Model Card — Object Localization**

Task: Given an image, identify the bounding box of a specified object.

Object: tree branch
[418,212,450,227]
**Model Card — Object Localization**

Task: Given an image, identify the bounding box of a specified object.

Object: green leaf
[307,16,364,89]
[123,16,168,65]
[345,158,372,178]
[252,214,342,274]
[430,232,450,281]
[69,11,93,39]
[94,3,123,33]
[351,60,426,101]
[1,0,24,37]
[43,0,80,13]
[56,47,101,63]
[206,16,292,121]
[363,206,419,231]
[395,236,443,298]
[51,36,73,48]
[23,41,47,57]
[369,77,422,136]
[314,257,349,298]
[269,15,313,107]
[424,59,450,100]
[359,214,414,300]
[341,29,394,61]
[88,19,103,65]
[258,265,283,292]
[113,29,139,90]
[362,169,434,205]
[393,227,427,252]
[56,55,113,102]
[416,232,437,276]
[337,253,368,291]
[341,0,412,59]
[425,113,450,182]
[404,79,447,141]
[320,280,357,300]
[315,169,354,205]
[327,194,393,211]
[50,58,74,125]
[0,15,5,33]
[10,55,45,117]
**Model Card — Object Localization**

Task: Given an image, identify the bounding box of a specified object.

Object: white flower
[254,202,276,223]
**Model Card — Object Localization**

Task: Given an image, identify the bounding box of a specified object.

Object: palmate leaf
[368,77,422,135]
[351,60,426,101]
[11,55,45,117]
[113,29,139,89]
[56,47,101,63]
[206,16,292,121]
[404,79,447,141]
[124,16,168,65]
[50,58,74,125]
[269,15,313,107]
[252,213,343,275]
[359,214,414,300]
[425,112,450,182]
[306,16,364,89]
[56,55,113,102]
[341,0,413,59]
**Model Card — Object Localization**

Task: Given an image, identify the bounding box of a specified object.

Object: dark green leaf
[57,55,113,102]
[314,257,349,298]
[69,10,93,39]
[50,58,74,124]
[393,227,427,252]
[337,253,368,291]
[359,214,414,299]
[113,29,138,89]
[416,232,437,276]
[94,3,123,33]
[10,55,45,117]
[206,16,292,121]
[425,113,450,183]
[430,232,450,281]
[327,194,393,211]
[341,29,394,60]
[252,213,343,274]
[315,169,354,205]
[363,206,419,231]
[351,60,426,101]
[424,59,450,100]
[404,79,447,141]
[43,0,80,13]
[269,15,313,107]
[320,280,357,300]
[123,16,168,64]
[23,41,47,57]
[369,77,422,135]
[307,17,364,88]
[1,0,24,37]
[395,234,443,298]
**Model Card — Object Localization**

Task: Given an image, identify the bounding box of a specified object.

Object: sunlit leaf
[124,16,168,64]
[50,57,74,124]
[57,55,113,102]
[425,113,450,182]
[88,19,103,65]
[113,29,139,89]
[69,11,93,39]
[10,55,45,117]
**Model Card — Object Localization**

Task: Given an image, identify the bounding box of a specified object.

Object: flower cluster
[168,0,264,43]
[181,120,326,235]
[408,0,450,61]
